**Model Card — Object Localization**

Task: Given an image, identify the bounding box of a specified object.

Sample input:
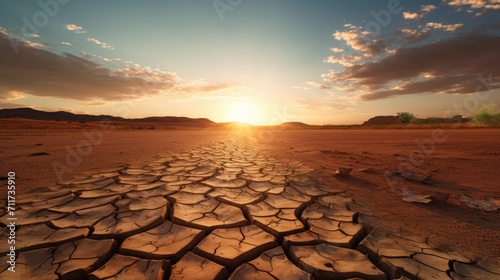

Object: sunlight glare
[227,102,261,124]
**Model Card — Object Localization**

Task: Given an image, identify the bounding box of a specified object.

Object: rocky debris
[335,166,353,176]
[456,195,499,211]
[170,252,228,280]
[392,170,431,183]
[193,225,277,270]
[230,247,312,280]
[361,167,376,173]
[397,188,432,203]
[289,244,386,280]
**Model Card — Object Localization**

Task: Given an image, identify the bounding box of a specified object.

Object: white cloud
[403,12,422,20]
[421,5,437,13]
[64,24,87,34]
[326,54,362,67]
[0,91,26,101]
[448,0,500,10]
[403,4,436,20]
[396,28,431,43]
[333,27,385,56]
[87,38,114,50]
[61,41,73,46]
[425,22,464,32]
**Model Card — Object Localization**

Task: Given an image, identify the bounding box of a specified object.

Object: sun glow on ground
[226,102,262,125]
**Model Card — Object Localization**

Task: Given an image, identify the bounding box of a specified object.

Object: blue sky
[0,0,499,124]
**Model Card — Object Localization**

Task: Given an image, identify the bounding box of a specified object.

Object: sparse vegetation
[471,103,500,125]
[397,112,415,123]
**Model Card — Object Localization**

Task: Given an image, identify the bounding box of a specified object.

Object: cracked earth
[1,138,499,279]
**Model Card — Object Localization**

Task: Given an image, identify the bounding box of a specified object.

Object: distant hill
[129,116,214,125]
[276,122,314,129]
[363,115,402,125]
[0,108,125,122]
[0,108,322,129]
[0,108,215,127]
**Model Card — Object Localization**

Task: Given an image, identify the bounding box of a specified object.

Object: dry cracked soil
[1,134,499,280]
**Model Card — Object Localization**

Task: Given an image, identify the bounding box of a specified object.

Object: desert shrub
[452,115,463,123]
[471,104,500,124]
[397,112,416,123]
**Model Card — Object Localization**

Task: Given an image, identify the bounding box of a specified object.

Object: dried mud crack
[1,138,498,279]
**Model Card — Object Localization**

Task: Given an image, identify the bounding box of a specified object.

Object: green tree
[471,104,500,124]
[397,112,415,123]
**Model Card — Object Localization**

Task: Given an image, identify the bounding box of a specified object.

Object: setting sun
[226,102,261,124]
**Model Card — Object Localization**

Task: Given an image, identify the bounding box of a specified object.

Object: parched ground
[253,129,500,260]
[0,129,499,279]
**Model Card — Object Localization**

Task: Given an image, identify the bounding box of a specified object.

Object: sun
[227,102,260,124]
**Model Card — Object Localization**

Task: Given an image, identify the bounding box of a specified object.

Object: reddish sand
[1,128,498,260]
[0,130,235,189]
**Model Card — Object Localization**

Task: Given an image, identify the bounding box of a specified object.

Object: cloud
[421,5,437,13]
[332,25,386,57]
[425,22,464,32]
[448,0,500,16]
[306,81,329,89]
[448,0,500,10]
[321,34,500,100]
[330,47,344,53]
[0,32,239,103]
[403,5,436,20]
[395,28,430,43]
[326,54,362,67]
[0,91,26,101]
[87,38,114,50]
[402,12,421,20]
[64,24,87,34]
[61,41,73,46]
[24,41,52,49]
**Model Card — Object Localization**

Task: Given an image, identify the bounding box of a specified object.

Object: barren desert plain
[2,0,500,278]
[1,126,499,279]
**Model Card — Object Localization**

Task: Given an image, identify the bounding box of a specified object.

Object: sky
[0,0,499,125]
